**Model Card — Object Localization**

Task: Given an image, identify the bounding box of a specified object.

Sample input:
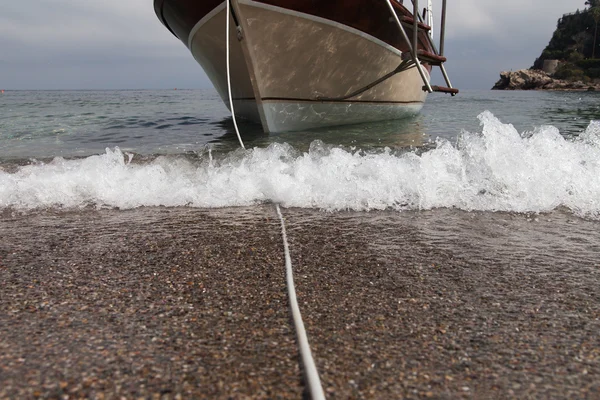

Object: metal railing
[384,0,433,92]
[385,0,456,94]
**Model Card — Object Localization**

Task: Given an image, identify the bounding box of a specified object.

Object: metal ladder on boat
[385,0,458,95]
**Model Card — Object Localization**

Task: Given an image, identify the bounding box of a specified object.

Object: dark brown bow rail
[429,85,460,95]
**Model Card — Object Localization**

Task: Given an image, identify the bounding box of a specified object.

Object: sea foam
[1,111,599,218]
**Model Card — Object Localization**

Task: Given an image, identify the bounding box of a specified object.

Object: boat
[153,0,457,133]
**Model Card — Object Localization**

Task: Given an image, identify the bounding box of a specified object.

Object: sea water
[1,89,600,219]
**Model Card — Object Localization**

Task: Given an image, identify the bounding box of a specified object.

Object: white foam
[1,111,600,219]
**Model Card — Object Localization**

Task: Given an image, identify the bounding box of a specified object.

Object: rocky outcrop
[492,69,600,91]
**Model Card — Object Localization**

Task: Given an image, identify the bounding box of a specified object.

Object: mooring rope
[275,204,326,400]
[226,0,245,149]
[226,2,323,396]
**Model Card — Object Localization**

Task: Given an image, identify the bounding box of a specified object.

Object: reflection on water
[540,91,600,135]
[0,90,229,159]
[422,90,600,140]
[1,89,599,161]
[215,90,600,153]
[212,115,427,153]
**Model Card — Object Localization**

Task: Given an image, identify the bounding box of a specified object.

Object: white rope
[275,204,326,400]
[226,0,245,149]
[226,3,320,396]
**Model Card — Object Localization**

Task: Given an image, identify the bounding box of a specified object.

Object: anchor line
[226,0,245,149]
[226,2,324,396]
[276,204,326,400]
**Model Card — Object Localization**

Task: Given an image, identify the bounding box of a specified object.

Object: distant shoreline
[492,69,600,91]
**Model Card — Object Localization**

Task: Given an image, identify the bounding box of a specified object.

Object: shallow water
[1,89,599,157]
[1,89,600,220]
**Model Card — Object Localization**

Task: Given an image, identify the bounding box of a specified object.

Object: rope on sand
[227,2,321,395]
[275,204,326,400]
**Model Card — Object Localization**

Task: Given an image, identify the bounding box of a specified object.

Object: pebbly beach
[1,206,598,399]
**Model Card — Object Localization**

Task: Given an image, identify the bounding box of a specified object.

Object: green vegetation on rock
[533,0,600,81]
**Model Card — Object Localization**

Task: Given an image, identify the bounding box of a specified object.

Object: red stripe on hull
[155,0,432,54]
[156,0,222,43]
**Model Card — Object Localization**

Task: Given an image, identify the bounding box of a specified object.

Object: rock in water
[492,69,598,91]
[492,69,553,90]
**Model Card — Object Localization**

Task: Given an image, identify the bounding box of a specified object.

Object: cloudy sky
[0,0,590,90]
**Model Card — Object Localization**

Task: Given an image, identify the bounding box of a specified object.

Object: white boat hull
[187,0,429,132]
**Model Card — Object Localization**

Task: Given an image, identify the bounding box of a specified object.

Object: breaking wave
[1,112,600,219]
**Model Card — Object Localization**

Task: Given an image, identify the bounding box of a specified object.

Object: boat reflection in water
[210,114,427,152]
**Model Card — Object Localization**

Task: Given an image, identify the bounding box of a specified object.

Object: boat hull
[157,0,431,132]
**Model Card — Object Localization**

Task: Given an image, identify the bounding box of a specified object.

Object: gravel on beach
[1,206,599,399]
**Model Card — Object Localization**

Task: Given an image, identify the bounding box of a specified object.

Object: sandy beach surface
[1,206,599,399]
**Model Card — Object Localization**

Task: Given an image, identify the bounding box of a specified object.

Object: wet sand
[0,206,599,399]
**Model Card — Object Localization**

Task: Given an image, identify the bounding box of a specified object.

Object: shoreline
[492,69,600,91]
[1,206,599,398]
[493,87,600,92]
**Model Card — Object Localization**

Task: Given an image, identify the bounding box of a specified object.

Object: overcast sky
[0,0,590,90]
